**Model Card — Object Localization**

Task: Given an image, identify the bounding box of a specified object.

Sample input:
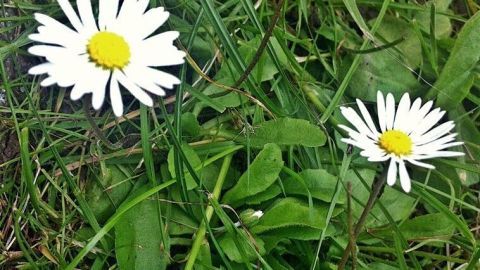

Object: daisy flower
[339,91,464,193]
[28,0,186,116]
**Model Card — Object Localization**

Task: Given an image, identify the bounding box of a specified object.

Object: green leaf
[345,169,415,227]
[431,11,480,109]
[185,84,226,113]
[222,143,283,204]
[415,0,453,39]
[166,204,197,236]
[115,185,169,270]
[283,169,346,203]
[244,118,327,148]
[344,50,421,102]
[251,197,342,234]
[449,106,480,186]
[373,16,422,68]
[218,230,266,263]
[414,185,476,246]
[85,165,133,223]
[181,112,201,137]
[244,184,282,205]
[195,241,213,270]
[261,225,337,242]
[167,144,218,190]
[367,213,456,241]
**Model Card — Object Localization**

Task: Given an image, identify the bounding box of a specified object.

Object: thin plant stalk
[185,154,234,270]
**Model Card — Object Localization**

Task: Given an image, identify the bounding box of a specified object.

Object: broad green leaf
[449,106,480,186]
[195,241,213,270]
[415,0,453,39]
[251,197,342,234]
[261,225,337,242]
[218,230,266,263]
[115,185,169,270]
[185,84,226,113]
[167,144,219,190]
[345,169,415,227]
[373,16,422,68]
[202,75,247,108]
[238,37,280,83]
[363,262,400,270]
[166,205,197,236]
[244,118,327,148]
[181,112,201,137]
[344,50,421,102]
[244,184,282,205]
[283,169,346,203]
[431,11,480,109]
[85,165,133,223]
[196,36,285,112]
[414,186,476,245]
[168,144,200,190]
[222,143,283,204]
[367,213,456,241]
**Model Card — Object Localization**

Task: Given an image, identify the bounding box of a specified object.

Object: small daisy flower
[339,91,464,193]
[28,0,186,116]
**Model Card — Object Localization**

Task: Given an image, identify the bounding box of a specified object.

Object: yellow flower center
[87,31,130,69]
[379,130,412,156]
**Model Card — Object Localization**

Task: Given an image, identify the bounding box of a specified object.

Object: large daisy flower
[339,92,464,193]
[28,0,185,116]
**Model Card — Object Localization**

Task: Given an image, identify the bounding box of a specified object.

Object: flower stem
[185,153,233,270]
[338,170,387,269]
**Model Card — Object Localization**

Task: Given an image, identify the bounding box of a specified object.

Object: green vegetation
[1,0,479,269]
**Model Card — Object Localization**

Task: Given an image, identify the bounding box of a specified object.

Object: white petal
[340,127,378,148]
[99,0,119,30]
[367,155,390,162]
[40,76,57,87]
[410,109,445,138]
[110,74,124,116]
[70,80,89,100]
[414,121,455,145]
[414,141,464,154]
[356,99,379,136]
[136,0,151,15]
[28,63,52,75]
[136,7,169,40]
[407,100,433,135]
[123,64,166,96]
[132,31,186,67]
[385,93,395,130]
[57,0,84,32]
[411,151,464,160]
[398,160,411,193]
[341,138,375,151]
[116,71,153,106]
[403,97,422,134]
[341,107,377,140]
[416,133,457,148]
[394,92,411,131]
[77,0,98,34]
[377,91,386,132]
[91,70,111,110]
[360,148,386,158]
[30,13,84,50]
[406,159,435,170]
[387,158,397,186]
[136,65,181,89]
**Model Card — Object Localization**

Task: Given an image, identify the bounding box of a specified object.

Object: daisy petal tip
[141,98,154,107]
[112,105,124,118]
[92,101,103,111]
